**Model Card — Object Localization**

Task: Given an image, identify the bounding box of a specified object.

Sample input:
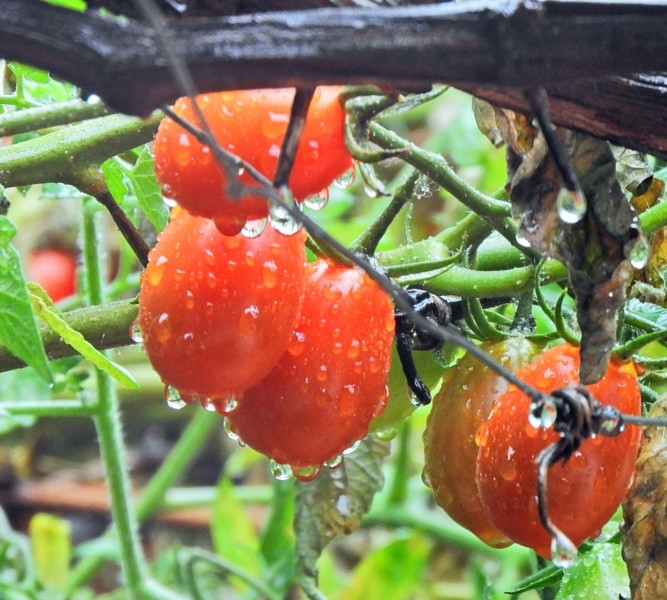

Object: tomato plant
[475,343,642,559]
[227,259,394,471]
[138,207,307,402]
[153,86,353,234]
[27,248,77,302]
[422,337,540,548]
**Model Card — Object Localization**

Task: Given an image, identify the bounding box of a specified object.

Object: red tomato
[138,208,307,402]
[475,344,641,559]
[423,338,540,548]
[153,86,353,235]
[227,259,394,470]
[27,248,77,302]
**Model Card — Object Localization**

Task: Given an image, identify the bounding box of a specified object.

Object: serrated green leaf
[102,158,129,206]
[27,284,138,389]
[338,533,431,600]
[295,436,391,596]
[211,476,263,593]
[127,146,169,232]
[0,217,51,382]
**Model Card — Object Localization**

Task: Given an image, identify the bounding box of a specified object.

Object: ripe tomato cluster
[153,86,353,235]
[425,342,641,560]
[141,88,394,476]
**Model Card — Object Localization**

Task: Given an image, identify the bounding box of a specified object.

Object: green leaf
[27,284,138,389]
[554,542,630,600]
[42,0,87,11]
[29,513,72,591]
[295,436,391,596]
[338,533,431,600]
[101,158,129,206]
[260,479,295,567]
[126,146,169,233]
[0,217,51,382]
[0,368,50,434]
[211,476,263,593]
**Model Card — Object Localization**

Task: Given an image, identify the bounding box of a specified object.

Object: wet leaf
[613,147,658,201]
[622,396,667,599]
[294,436,390,597]
[506,123,643,383]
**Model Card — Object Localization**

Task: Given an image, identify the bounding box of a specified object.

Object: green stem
[434,210,492,250]
[639,199,667,237]
[0,399,96,417]
[135,410,219,522]
[82,198,146,599]
[362,506,530,560]
[163,485,272,510]
[368,122,524,250]
[66,409,220,592]
[349,169,419,255]
[0,99,112,137]
[0,300,137,374]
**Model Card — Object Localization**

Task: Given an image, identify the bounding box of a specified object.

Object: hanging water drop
[304,189,329,211]
[374,427,398,441]
[343,439,361,455]
[324,455,343,469]
[270,460,293,481]
[164,385,188,410]
[241,218,267,239]
[200,397,217,412]
[550,532,578,568]
[268,202,303,236]
[515,233,532,248]
[628,237,649,269]
[292,465,322,482]
[556,188,587,224]
[130,321,143,343]
[333,168,355,189]
[223,417,240,441]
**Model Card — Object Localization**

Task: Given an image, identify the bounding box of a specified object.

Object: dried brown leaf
[622,397,667,600]
[506,121,643,383]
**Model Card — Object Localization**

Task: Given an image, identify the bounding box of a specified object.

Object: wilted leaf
[294,436,390,597]
[506,124,643,383]
[622,397,667,599]
[613,147,656,200]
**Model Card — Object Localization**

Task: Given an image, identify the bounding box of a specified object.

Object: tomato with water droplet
[422,338,540,548]
[227,259,394,469]
[138,208,307,402]
[153,87,353,235]
[475,343,641,559]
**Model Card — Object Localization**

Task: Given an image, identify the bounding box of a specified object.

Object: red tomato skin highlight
[475,344,642,558]
[27,249,77,303]
[153,87,352,233]
[138,209,307,400]
[228,260,395,468]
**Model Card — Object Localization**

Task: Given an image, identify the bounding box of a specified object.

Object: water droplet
[315,365,328,382]
[164,385,188,410]
[86,94,101,104]
[304,189,329,211]
[500,460,518,481]
[364,183,378,198]
[322,283,342,302]
[214,214,246,236]
[334,168,356,189]
[163,196,178,208]
[556,188,587,224]
[421,469,431,488]
[287,331,306,356]
[292,465,322,482]
[347,339,360,359]
[152,313,172,343]
[201,397,217,412]
[268,201,303,236]
[374,427,398,441]
[550,532,578,568]
[628,236,649,269]
[147,255,168,286]
[223,417,240,441]
[261,111,289,139]
[218,395,239,415]
[241,218,267,239]
[528,396,557,429]
[270,460,293,481]
[343,440,361,455]
[130,322,143,343]
[324,455,343,469]
[239,305,260,335]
